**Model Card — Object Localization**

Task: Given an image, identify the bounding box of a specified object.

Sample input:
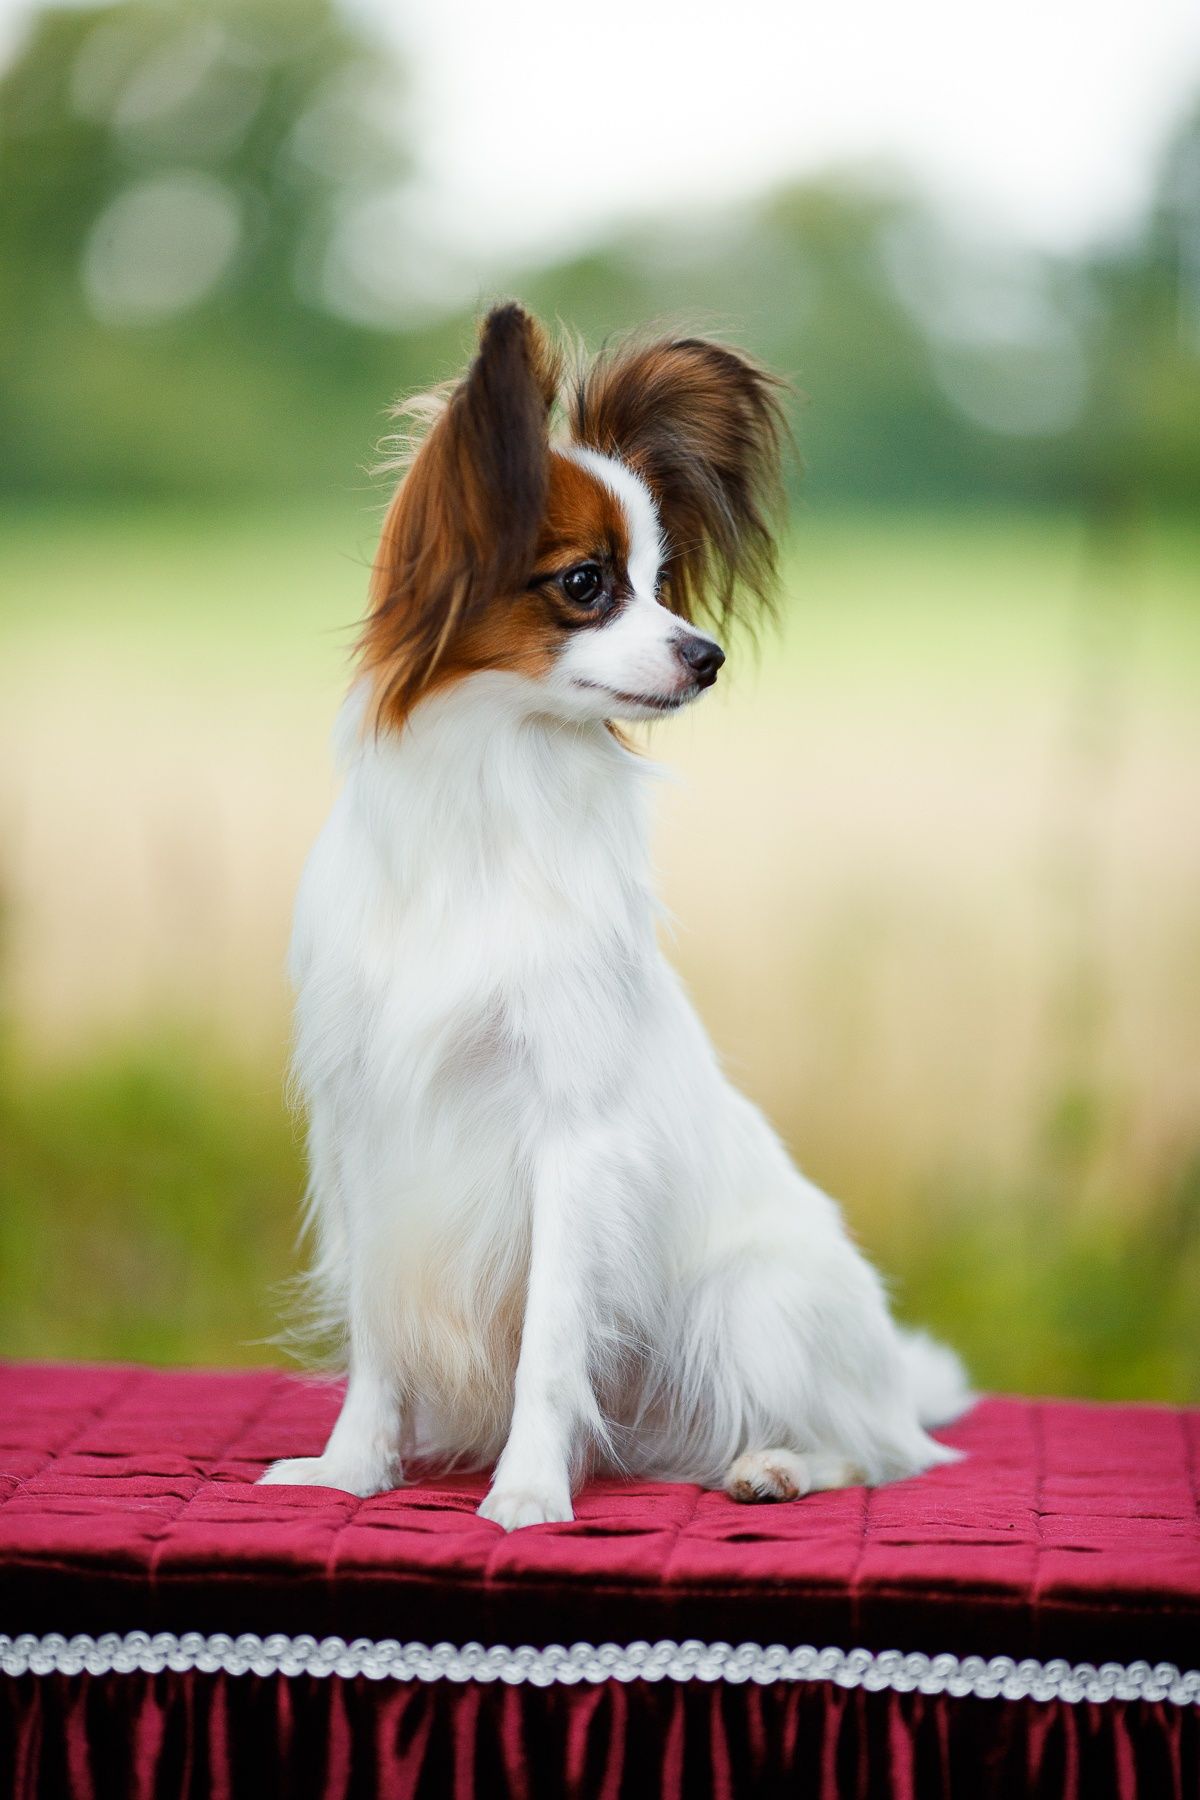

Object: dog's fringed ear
[361,302,561,726]
[570,336,789,631]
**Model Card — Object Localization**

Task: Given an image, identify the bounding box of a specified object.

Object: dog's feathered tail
[900,1328,974,1429]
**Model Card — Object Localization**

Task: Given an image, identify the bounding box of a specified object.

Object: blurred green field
[1,502,1198,1399]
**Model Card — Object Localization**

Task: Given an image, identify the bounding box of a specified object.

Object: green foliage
[1,1,1197,507]
[0,0,427,495]
[3,1040,1196,1397]
[0,1042,303,1364]
[879,1163,1200,1404]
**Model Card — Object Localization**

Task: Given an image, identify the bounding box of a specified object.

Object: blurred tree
[0,0,1196,510]
[0,0,431,494]
[1076,101,1200,512]
[522,182,1097,507]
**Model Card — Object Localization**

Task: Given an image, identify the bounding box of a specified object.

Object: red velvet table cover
[2,1363,1197,1799]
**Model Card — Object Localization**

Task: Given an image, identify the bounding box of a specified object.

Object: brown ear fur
[360,302,561,727]
[569,336,789,630]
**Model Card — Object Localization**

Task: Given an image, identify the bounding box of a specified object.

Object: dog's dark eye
[561,562,604,606]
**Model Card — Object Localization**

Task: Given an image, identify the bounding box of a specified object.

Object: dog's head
[359,303,788,730]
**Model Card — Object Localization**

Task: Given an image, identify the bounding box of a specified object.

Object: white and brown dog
[260,304,970,1528]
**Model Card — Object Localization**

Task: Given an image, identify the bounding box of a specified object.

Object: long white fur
[260,450,971,1526]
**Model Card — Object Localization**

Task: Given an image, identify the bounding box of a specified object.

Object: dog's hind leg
[674,1219,962,1497]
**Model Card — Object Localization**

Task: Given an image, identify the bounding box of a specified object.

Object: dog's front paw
[478,1485,573,1531]
[257,1454,400,1498]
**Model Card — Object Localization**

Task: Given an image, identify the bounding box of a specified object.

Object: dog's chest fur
[290,678,667,1455]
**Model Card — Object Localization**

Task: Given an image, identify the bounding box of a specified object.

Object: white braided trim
[2,1632,1198,1704]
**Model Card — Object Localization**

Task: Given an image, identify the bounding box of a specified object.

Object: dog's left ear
[569,336,789,629]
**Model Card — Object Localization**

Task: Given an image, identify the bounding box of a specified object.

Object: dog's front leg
[479,1138,601,1530]
[259,1317,405,1496]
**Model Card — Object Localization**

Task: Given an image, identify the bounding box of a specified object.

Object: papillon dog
[260,303,970,1528]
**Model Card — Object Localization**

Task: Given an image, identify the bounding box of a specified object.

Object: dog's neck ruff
[337,673,656,905]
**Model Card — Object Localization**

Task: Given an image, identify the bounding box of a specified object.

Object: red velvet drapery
[4,1670,1196,1800]
[2,1364,1197,1799]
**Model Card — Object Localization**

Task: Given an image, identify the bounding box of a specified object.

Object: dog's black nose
[678,635,726,686]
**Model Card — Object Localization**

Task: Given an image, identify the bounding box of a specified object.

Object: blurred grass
[0,1042,301,1365]
[0,501,1198,1397]
[2,1039,1196,1396]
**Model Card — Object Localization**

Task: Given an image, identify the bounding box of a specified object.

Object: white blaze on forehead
[548,441,711,721]
[562,444,663,598]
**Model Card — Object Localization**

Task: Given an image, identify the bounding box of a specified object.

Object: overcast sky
[5,0,1199,264]
[364,0,1200,260]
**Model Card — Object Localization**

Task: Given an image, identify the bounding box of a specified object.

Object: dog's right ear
[361,303,561,726]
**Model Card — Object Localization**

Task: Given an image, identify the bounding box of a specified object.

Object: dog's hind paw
[725,1448,862,1502]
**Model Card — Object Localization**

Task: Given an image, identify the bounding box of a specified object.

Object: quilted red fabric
[1,1362,1197,1667]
